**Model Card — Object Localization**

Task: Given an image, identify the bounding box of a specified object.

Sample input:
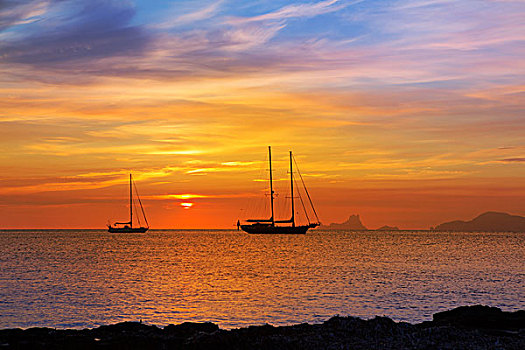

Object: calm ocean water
[1,229,524,329]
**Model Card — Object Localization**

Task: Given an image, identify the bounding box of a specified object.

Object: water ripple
[0,229,524,329]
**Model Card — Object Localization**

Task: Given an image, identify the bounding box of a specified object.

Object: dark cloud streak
[0,0,151,66]
[499,158,525,163]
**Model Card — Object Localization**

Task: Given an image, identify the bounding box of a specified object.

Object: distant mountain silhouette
[433,212,525,232]
[376,225,399,231]
[320,214,367,230]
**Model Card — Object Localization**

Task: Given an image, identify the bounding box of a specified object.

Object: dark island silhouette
[319,215,401,231]
[376,225,399,231]
[319,214,367,230]
[433,211,525,232]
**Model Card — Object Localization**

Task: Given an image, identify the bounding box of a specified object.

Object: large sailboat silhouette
[107,174,149,233]
[240,146,320,234]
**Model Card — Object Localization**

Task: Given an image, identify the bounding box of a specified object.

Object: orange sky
[1,0,524,229]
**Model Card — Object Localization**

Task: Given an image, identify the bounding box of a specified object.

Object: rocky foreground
[1,305,524,349]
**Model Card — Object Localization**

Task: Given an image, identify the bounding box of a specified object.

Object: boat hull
[241,224,312,234]
[108,226,148,233]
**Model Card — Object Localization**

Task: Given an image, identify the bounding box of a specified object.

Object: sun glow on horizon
[154,194,209,200]
[180,202,194,210]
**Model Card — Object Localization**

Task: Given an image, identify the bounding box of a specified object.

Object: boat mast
[290,151,295,227]
[269,146,275,226]
[129,173,133,228]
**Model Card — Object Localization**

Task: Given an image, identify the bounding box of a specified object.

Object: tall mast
[269,146,275,226]
[290,151,295,227]
[129,173,133,228]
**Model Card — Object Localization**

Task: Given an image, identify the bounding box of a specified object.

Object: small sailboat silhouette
[240,146,320,234]
[107,174,149,233]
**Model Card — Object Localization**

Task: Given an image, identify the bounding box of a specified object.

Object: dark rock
[93,321,160,335]
[1,306,524,349]
[164,321,219,337]
[431,305,525,331]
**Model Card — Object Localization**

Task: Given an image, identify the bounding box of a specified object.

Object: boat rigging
[107,174,149,233]
[240,146,320,234]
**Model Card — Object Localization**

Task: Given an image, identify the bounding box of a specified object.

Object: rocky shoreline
[1,305,524,349]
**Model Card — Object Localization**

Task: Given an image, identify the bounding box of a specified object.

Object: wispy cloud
[155,0,224,28]
[220,21,287,50]
[228,0,352,24]
[0,167,181,195]
[0,0,51,32]
[1,0,522,88]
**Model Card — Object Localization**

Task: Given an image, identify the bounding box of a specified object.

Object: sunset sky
[1,0,524,229]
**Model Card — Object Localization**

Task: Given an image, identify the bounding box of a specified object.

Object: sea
[1,229,524,329]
